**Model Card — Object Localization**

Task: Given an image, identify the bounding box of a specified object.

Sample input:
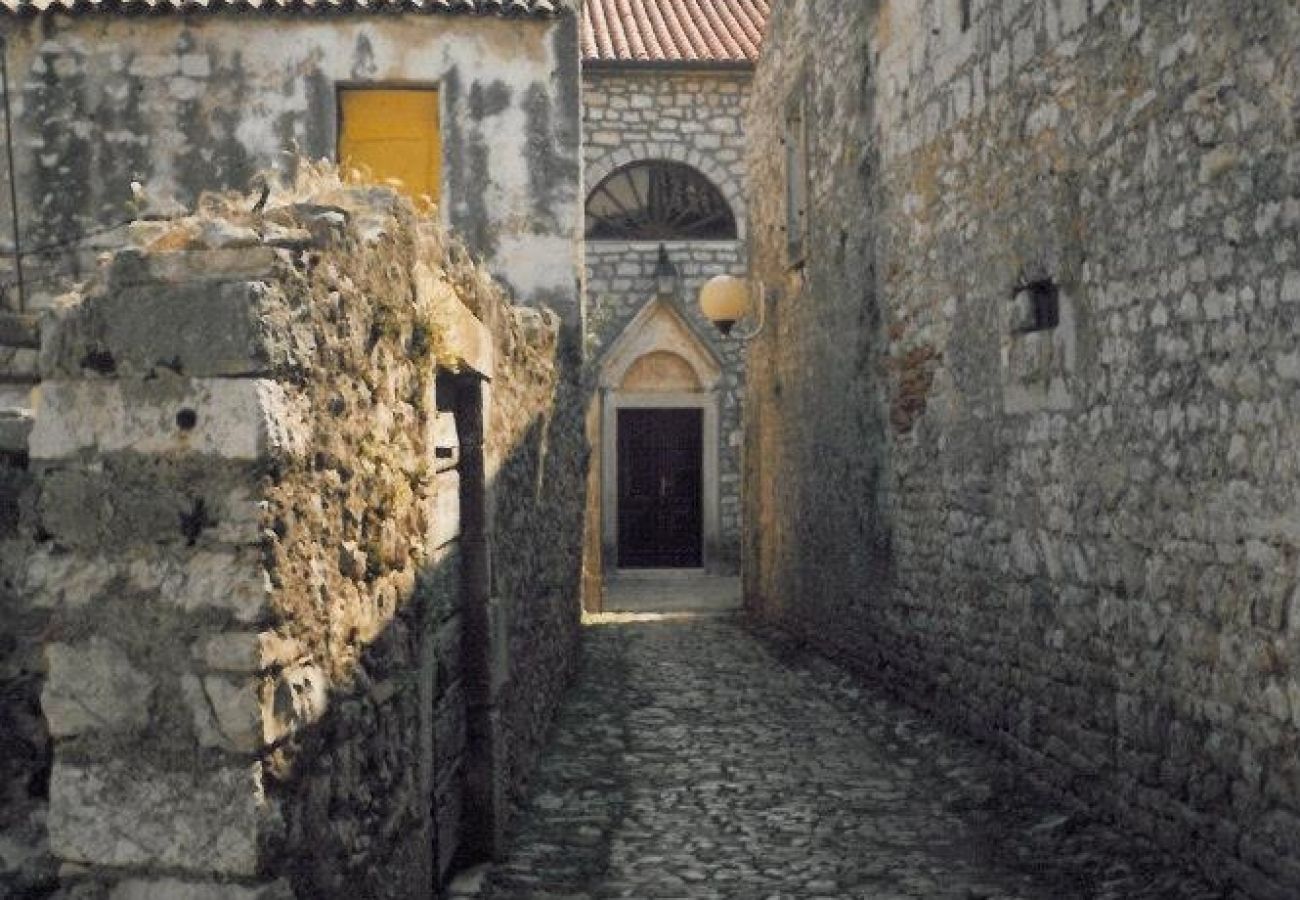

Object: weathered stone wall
[7,171,584,897]
[482,299,585,781]
[0,317,53,898]
[583,69,752,571]
[745,1,1300,897]
[0,9,581,322]
[584,69,749,208]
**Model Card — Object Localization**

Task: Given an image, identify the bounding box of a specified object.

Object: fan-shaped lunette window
[586,161,737,240]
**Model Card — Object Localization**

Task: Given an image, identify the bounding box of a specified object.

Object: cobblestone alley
[462,610,1227,900]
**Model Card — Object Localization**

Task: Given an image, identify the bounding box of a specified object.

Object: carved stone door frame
[596,297,724,575]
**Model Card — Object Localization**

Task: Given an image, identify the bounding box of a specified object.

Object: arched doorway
[597,298,723,573]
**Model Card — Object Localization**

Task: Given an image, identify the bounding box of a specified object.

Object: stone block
[182,672,263,753]
[192,631,305,673]
[0,311,40,348]
[34,459,267,550]
[27,547,269,620]
[107,248,281,289]
[29,379,310,462]
[208,484,266,546]
[109,879,295,900]
[262,662,329,745]
[431,469,461,550]
[0,408,33,455]
[442,293,494,378]
[0,346,39,382]
[42,638,154,738]
[24,548,114,609]
[41,280,311,378]
[192,632,262,673]
[1283,271,1300,305]
[49,760,270,875]
[160,552,273,622]
[0,382,34,409]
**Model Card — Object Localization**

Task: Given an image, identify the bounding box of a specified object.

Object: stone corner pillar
[25,245,307,897]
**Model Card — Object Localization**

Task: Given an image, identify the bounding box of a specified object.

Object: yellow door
[338,88,442,205]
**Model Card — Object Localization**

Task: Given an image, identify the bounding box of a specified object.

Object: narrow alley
[462,592,1225,900]
[2,2,1298,898]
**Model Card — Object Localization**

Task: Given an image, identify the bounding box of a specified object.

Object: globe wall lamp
[699,273,767,340]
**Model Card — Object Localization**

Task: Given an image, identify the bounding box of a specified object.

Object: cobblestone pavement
[458,612,1230,900]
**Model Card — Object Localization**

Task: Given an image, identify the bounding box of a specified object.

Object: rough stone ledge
[108,247,284,290]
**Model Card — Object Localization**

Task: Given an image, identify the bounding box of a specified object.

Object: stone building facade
[580,0,769,579]
[744,1,1300,897]
[0,0,581,325]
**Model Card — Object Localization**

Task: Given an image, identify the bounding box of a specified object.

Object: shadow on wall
[272,369,584,898]
[9,167,587,899]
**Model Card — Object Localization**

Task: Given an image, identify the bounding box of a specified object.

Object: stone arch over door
[598,297,724,573]
[587,143,748,240]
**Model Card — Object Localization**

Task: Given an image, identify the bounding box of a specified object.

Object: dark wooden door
[617,408,703,568]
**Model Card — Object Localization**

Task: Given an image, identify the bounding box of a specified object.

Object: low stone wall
[7,171,584,898]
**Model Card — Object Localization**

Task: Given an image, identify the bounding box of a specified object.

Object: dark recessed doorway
[617,407,704,568]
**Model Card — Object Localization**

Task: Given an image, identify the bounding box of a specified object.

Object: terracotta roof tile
[582,0,769,64]
[2,0,563,15]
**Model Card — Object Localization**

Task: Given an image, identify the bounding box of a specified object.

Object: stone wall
[745,1,1300,897]
[0,9,581,323]
[0,313,52,898]
[584,69,749,210]
[583,69,752,571]
[470,275,586,838]
[5,170,584,898]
